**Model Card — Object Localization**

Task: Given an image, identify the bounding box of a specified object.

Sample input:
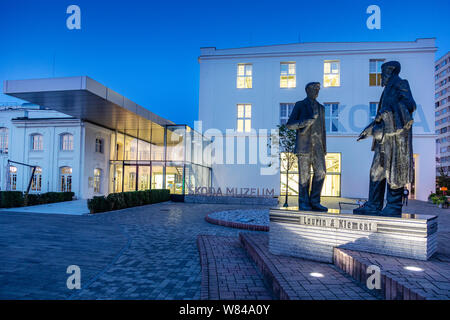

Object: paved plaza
[0,198,448,300]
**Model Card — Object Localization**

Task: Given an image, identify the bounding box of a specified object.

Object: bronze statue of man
[354,61,416,217]
[287,82,328,212]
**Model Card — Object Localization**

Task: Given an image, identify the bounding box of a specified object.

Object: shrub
[0,191,24,208]
[24,193,42,206]
[151,189,170,203]
[106,193,127,211]
[87,196,111,214]
[87,189,170,213]
[0,191,74,208]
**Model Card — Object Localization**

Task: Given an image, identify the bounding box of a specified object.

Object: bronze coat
[286,98,327,155]
[372,75,416,188]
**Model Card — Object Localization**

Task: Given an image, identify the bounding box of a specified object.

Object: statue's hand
[357,121,375,141]
[357,131,368,142]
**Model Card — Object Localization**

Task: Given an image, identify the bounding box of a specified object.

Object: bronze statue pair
[286,61,416,217]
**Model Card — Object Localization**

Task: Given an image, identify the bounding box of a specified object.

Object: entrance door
[138,166,151,191]
[124,165,137,192]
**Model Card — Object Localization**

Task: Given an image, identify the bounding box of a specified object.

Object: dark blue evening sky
[1,0,449,126]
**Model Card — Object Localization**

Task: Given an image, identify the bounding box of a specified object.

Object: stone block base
[269,207,438,262]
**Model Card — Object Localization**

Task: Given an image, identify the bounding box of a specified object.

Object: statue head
[381,61,401,87]
[305,82,320,100]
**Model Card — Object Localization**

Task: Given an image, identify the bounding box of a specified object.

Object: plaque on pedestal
[269,207,438,263]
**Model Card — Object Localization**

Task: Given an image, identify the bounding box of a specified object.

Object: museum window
[369,102,378,121]
[280,152,341,197]
[237,63,252,89]
[237,104,252,132]
[280,103,295,125]
[60,133,74,151]
[60,167,72,192]
[31,134,43,151]
[369,59,385,86]
[9,166,17,190]
[93,168,101,193]
[31,167,42,192]
[0,127,8,154]
[95,138,104,153]
[323,60,340,87]
[324,103,340,132]
[280,62,296,88]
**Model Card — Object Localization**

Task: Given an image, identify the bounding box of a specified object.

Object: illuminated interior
[280,62,296,88]
[280,152,342,197]
[108,124,212,195]
[323,60,340,87]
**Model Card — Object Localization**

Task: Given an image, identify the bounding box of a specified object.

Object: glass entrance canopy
[109,124,212,195]
[4,76,212,195]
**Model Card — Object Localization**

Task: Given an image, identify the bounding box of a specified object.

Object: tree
[437,166,450,195]
[277,124,297,207]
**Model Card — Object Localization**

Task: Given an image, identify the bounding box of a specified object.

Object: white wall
[0,107,115,199]
[82,123,112,199]
[199,39,436,201]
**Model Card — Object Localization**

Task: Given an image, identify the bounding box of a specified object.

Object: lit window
[94,168,101,193]
[280,103,295,125]
[9,165,17,191]
[60,167,72,192]
[280,62,296,88]
[31,167,42,192]
[369,102,378,122]
[324,103,340,132]
[369,59,385,86]
[237,63,252,89]
[280,152,341,197]
[237,104,252,132]
[31,134,43,151]
[95,138,104,153]
[0,127,8,154]
[323,60,340,87]
[60,133,74,151]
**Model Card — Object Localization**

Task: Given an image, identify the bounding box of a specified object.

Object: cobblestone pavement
[0,202,268,299]
[0,198,448,300]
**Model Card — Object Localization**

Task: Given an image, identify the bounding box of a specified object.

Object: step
[239,233,378,300]
[333,247,450,300]
[197,235,273,300]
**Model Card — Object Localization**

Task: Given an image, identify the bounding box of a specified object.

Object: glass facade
[108,124,212,195]
[280,152,342,197]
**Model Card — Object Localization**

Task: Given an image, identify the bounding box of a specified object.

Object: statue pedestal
[269,207,438,263]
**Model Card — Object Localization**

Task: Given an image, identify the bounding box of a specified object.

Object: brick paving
[240,233,378,300]
[0,202,268,299]
[197,235,272,300]
[0,198,448,300]
[335,247,450,300]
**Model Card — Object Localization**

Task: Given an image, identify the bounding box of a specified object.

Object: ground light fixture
[404,266,424,272]
[309,272,325,278]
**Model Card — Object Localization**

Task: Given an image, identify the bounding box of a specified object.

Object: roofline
[199,38,437,61]
[3,76,175,130]
[202,38,436,51]
[436,51,450,63]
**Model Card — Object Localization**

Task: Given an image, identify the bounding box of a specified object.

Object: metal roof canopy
[3,76,174,143]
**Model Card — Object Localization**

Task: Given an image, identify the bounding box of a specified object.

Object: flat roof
[3,76,174,142]
[199,38,437,60]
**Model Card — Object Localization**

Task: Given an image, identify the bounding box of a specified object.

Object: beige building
[435,52,450,175]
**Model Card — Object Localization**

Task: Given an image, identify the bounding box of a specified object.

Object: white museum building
[1,77,211,199]
[198,38,437,201]
[0,38,436,202]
